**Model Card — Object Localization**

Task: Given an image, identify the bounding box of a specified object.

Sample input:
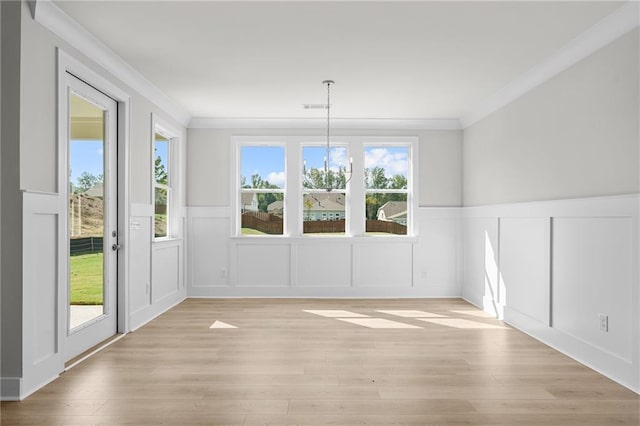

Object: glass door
[65,74,118,360]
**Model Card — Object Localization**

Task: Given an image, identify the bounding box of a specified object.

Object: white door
[64,73,118,360]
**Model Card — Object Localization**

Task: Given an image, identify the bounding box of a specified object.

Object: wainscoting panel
[129,216,152,314]
[296,243,352,287]
[413,213,460,293]
[152,243,182,302]
[235,243,290,287]
[462,195,639,393]
[190,217,229,287]
[21,191,64,399]
[499,217,550,325]
[552,217,633,363]
[462,217,499,314]
[354,242,413,287]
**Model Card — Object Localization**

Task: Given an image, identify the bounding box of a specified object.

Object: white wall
[1,0,24,399]
[462,196,639,392]
[188,206,461,297]
[186,128,462,297]
[1,2,188,400]
[188,128,462,207]
[463,29,639,206]
[461,28,640,392]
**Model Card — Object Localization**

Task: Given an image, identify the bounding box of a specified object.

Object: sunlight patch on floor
[210,321,237,329]
[376,310,445,318]
[416,318,508,329]
[336,318,423,329]
[303,310,370,318]
[449,309,495,318]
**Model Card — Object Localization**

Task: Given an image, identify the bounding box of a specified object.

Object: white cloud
[364,148,408,177]
[329,147,348,171]
[97,148,104,156]
[267,171,285,188]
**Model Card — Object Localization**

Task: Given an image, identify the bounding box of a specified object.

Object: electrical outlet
[599,314,608,332]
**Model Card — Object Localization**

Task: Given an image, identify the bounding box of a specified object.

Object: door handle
[111,243,121,251]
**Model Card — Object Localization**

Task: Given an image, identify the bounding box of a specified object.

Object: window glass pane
[154,134,169,184]
[365,193,407,235]
[241,191,284,235]
[364,146,408,189]
[155,187,168,238]
[241,146,285,189]
[303,146,348,190]
[303,192,346,234]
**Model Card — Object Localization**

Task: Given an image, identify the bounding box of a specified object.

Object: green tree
[155,155,167,185]
[76,172,102,193]
[389,174,407,190]
[365,167,388,189]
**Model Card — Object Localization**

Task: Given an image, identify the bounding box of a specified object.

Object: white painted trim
[130,203,153,217]
[188,288,461,298]
[31,0,190,126]
[129,292,186,332]
[461,1,640,128]
[463,194,639,218]
[189,117,462,130]
[0,378,22,401]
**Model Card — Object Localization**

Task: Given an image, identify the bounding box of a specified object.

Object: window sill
[231,235,418,243]
[152,236,183,244]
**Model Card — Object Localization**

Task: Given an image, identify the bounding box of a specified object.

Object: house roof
[241,192,256,206]
[267,200,283,212]
[303,193,345,212]
[84,182,104,198]
[377,201,407,219]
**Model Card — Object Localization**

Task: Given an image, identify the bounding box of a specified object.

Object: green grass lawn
[241,228,266,235]
[70,252,103,305]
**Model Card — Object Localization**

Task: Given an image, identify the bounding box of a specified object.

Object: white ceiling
[54,1,623,121]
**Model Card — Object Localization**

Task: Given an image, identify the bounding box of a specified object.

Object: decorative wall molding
[461,1,640,128]
[31,0,191,127]
[461,193,639,393]
[188,117,462,130]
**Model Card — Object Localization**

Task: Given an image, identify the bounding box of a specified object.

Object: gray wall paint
[463,29,639,206]
[18,4,186,203]
[1,0,24,380]
[187,128,462,207]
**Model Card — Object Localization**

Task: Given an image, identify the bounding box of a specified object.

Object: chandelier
[303,80,353,192]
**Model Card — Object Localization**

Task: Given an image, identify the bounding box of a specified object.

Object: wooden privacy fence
[303,220,345,234]
[366,219,407,235]
[242,212,283,234]
[70,236,103,255]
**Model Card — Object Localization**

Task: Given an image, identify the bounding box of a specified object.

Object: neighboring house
[267,200,284,216]
[377,201,407,225]
[303,193,345,221]
[241,192,259,213]
[84,182,104,198]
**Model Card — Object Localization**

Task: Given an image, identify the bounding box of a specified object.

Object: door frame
[57,49,131,349]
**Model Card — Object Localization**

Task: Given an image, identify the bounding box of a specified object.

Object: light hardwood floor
[1,298,638,425]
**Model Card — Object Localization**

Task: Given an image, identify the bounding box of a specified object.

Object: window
[233,136,415,237]
[152,116,180,240]
[302,146,348,235]
[153,131,171,238]
[239,145,285,235]
[364,146,409,235]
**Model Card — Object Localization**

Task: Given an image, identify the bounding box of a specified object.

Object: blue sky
[70,139,169,186]
[240,145,408,188]
[69,140,104,184]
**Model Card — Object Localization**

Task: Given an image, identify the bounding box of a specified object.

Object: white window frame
[151,114,180,240]
[236,141,287,237]
[231,136,417,238]
[301,142,351,236]
[363,141,413,236]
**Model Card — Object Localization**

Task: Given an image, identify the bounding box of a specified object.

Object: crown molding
[30,0,191,127]
[189,117,462,130]
[461,1,640,129]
